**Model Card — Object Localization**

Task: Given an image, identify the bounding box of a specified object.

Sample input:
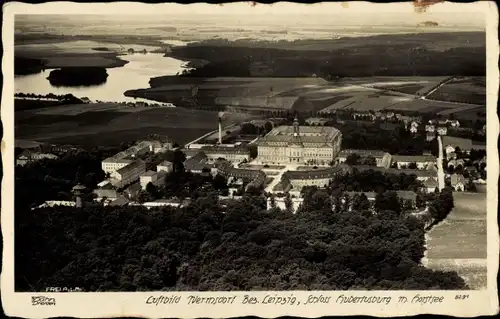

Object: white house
[157,161,174,173]
[425,125,435,132]
[450,173,465,191]
[445,145,456,155]
[447,120,460,128]
[140,170,167,190]
[437,126,448,136]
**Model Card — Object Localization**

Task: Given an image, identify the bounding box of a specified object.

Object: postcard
[1,1,499,318]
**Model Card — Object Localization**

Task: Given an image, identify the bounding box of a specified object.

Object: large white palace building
[257,117,342,165]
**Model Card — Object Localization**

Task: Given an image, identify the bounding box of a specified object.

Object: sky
[12,1,488,30]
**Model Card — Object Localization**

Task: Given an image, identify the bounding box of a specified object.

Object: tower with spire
[293,115,300,137]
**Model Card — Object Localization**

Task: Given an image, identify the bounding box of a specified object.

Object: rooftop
[338,149,387,158]
[424,178,439,188]
[158,160,173,166]
[116,159,145,175]
[283,166,343,180]
[451,173,466,185]
[201,145,250,155]
[259,125,341,146]
[141,170,157,177]
[392,155,436,162]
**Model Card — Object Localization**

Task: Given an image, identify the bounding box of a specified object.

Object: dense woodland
[171,35,485,78]
[16,187,465,291]
[14,57,46,76]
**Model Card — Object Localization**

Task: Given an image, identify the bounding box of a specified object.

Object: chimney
[218,115,222,144]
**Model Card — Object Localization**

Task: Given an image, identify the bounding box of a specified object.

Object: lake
[14,53,188,103]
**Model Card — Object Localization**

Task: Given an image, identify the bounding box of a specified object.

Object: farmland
[124,74,486,117]
[427,77,486,105]
[424,192,487,290]
[15,103,254,148]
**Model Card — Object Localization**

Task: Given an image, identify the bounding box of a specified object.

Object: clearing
[424,192,487,290]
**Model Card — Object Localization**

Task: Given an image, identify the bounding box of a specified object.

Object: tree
[375,191,401,215]
[269,194,277,209]
[284,192,293,214]
[345,153,361,166]
[408,162,418,169]
[264,121,274,133]
[212,174,228,191]
[352,193,371,211]
[145,182,159,200]
[362,156,377,166]
[248,144,258,159]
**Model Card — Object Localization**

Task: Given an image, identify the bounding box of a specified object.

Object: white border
[2,2,499,318]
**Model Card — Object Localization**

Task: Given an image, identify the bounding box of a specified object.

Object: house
[305,117,329,126]
[110,159,146,188]
[426,163,438,173]
[201,145,251,164]
[108,197,130,207]
[16,150,58,166]
[407,121,419,134]
[447,120,460,128]
[139,170,167,190]
[392,155,436,169]
[447,152,457,160]
[447,159,457,168]
[437,126,448,136]
[450,173,465,191]
[124,182,142,200]
[157,161,174,173]
[336,149,390,167]
[93,182,118,201]
[455,159,465,168]
[422,178,439,193]
[444,145,456,155]
[425,125,436,132]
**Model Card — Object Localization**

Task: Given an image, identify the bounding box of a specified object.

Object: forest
[47,67,109,87]
[170,34,485,78]
[16,187,465,292]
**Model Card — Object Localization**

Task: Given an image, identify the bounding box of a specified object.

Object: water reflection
[15,53,188,103]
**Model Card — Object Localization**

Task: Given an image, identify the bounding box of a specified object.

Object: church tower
[293,116,300,137]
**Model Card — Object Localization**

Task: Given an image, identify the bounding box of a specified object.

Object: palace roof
[258,125,341,146]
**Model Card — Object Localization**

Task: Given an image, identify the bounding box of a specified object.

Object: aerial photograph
[13,3,487,292]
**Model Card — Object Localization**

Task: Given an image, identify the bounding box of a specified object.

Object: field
[15,40,164,69]
[15,103,254,148]
[427,77,486,105]
[425,192,487,289]
[126,75,486,116]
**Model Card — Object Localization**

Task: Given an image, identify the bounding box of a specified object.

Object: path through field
[423,192,487,289]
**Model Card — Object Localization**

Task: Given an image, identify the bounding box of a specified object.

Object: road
[437,135,445,191]
[421,76,455,99]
